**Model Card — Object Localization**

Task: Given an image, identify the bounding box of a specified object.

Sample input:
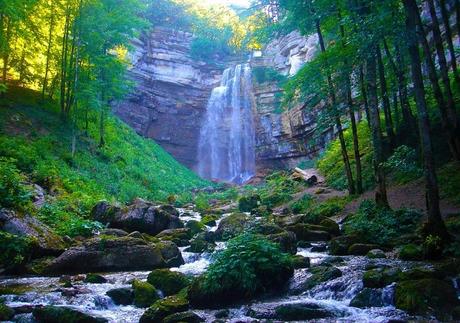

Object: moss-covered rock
[132,279,159,308]
[163,311,204,323]
[293,266,342,293]
[155,240,185,267]
[200,214,218,227]
[395,279,458,318]
[156,228,191,247]
[266,231,297,254]
[292,255,310,269]
[348,244,380,256]
[328,235,359,255]
[84,273,107,284]
[398,244,423,260]
[350,288,386,308]
[147,269,189,296]
[33,305,108,322]
[139,295,189,323]
[106,287,134,305]
[185,221,205,236]
[398,268,443,281]
[366,249,386,259]
[286,224,331,242]
[274,303,333,321]
[214,213,248,240]
[0,303,14,321]
[188,232,215,253]
[238,194,261,212]
[318,218,340,235]
[363,267,401,288]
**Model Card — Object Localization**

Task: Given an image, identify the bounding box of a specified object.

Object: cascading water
[197,64,256,184]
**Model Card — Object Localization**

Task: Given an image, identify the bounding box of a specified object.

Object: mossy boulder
[350,288,386,308]
[238,194,261,212]
[293,265,342,293]
[363,267,401,288]
[147,269,189,296]
[155,240,185,267]
[200,214,218,227]
[106,287,134,305]
[348,244,380,256]
[398,268,443,281]
[328,235,359,255]
[139,295,190,323]
[132,279,159,308]
[395,279,458,318]
[163,311,204,323]
[185,221,205,236]
[274,303,333,321]
[266,231,297,254]
[156,228,191,247]
[84,273,107,284]
[292,255,310,269]
[398,244,423,260]
[286,224,331,242]
[366,249,386,259]
[0,303,14,321]
[33,305,108,322]
[214,213,248,240]
[318,218,340,235]
[254,223,284,235]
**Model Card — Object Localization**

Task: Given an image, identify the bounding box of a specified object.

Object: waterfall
[197,64,256,184]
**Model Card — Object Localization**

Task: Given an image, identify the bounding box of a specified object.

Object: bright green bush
[0,157,32,209]
[291,194,313,214]
[252,67,286,85]
[259,171,300,208]
[344,200,422,246]
[0,232,37,269]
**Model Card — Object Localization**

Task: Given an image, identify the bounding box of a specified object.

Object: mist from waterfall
[197,64,256,184]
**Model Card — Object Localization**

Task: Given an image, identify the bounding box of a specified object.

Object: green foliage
[310,197,349,219]
[385,145,422,184]
[290,194,313,214]
[344,200,422,246]
[0,157,32,209]
[258,171,301,208]
[132,279,159,308]
[201,233,293,298]
[252,67,286,85]
[317,122,374,191]
[0,231,37,269]
[438,162,460,205]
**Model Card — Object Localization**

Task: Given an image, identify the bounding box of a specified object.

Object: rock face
[114,27,224,168]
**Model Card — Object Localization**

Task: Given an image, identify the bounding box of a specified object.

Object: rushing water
[197,64,256,184]
[1,209,457,322]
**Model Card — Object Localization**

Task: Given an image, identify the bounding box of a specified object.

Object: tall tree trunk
[366,50,389,208]
[60,9,71,117]
[439,0,460,85]
[42,2,55,100]
[377,44,396,148]
[456,0,460,47]
[2,18,11,88]
[403,0,450,243]
[413,2,459,159]
[392,91,400,130]
[315,18,355,195]
[359,65,371,125]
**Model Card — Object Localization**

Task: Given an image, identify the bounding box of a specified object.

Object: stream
[0,208,456,322]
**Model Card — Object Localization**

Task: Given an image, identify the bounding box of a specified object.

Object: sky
[202,0,251,8]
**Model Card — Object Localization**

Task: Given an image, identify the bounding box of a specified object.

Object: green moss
[200,214,219,226]
[84,273,107,284]
[139,295,189,323]
[438,162,460,205]
[301,265,342,290]
[132,279,159,308]
[185,220,205,236]
[398,244,423,261]
[0,303,14,321]
[0,231,38,270]
[147,269,189,296]
[363,268,401,288]
[238,194,261,212]
[33,305,107,323]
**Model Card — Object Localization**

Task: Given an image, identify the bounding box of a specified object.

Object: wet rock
[286,224,331,241]
[294,265,342,293]
[266,230,297,254]
[297,241,312,248]
[398,268,443,281]
[188,233,216,253]
[163,311,204,323]
[25,257,55,275]
[0,208,65,256]
[140,295,190,323]
[328,235,359,255]
[275,214,305,227]
[254,223,284,235]
[318,218,340,235]
[395,279,458,318]
[45,236,167,274]
[127,231,144,239]
[367,249,386,259]
[214,213,248,240]
[350,288,387,308]
[185,220,205,236]
[99,228,128,237]
[106,287,134,305]
[274,303,333,321]
[92,199,183,235]
[147,269,190,296]
[156,228,191,247]
[199,214,218,227]
[311,243,327,252]
[397,244,423,261]
[133,279,160,308]
[363,267,401,288]
[214,309,230,319]
[348,244,380,256]
[292,255,310,269]
[156,241,185,267]
[33,305,108,322]
[0,303,14,321]
[238,194,261,212]
[84,273,107,284]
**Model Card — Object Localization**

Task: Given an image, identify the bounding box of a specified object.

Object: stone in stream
[33,305,108,322]
[328,235,360,255]
[185,220,205,236]
[286,224,331,242]
[140,295,190,323]
[44,236,181,274]
[291,265,342,294]
[275,303,333,320]
[367,249,386,259]
[214,213,248,240]
[266,230,297,254]
[363,267,401,288]
[292,255,310,269]
[106,287,134,305]
[0,303,14,321]
[163,311,204,323]
[91,199,183,235]
[348,243,381,256]
[132,279,160,308]
[350,288,388,308]
[147,269,190,296]
[156,228,192,247]
[188,232,216,253]
[84,273,107,284]
[397,244,423,261]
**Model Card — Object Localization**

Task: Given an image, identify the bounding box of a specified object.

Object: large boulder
[328,235,359,255]
[92,200,183,235]
[274,303,333,321]
[0,208,65,256]
[147,269,190,296]
[45,236,167,274]
[292,265,342,294]
[286,224,331,242]
[156,241,185,267]
[266,231,297,254]
[363,267,401,288]
[214,213,248,240]
[140,295,190,323]
[350,288,388,308]
[33,305,108,322]
[132,279,160,308]
[348,244,380,256]
[156,228,191,247]
[106,287,134,305]
[163,311,204,323]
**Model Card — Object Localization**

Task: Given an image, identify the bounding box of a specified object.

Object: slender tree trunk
[2,18,11,87]
[392,91,400,130]
[366,50,389,208]
[413,2,460,159]
[439,0,460,85]
[60,9,71,116]
[456,0,460,47]
[403,0,450,243]
[315,18,355,195]
[42,2,55,100]
[359,65,371,125]
[377,44,396,148]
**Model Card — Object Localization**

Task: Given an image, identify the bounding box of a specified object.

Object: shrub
[189,233,293,307]
[385,145,422,184]
[344,200,422,246]
[259,171,300,208]
[0,232,37,269]
[0,158,32,209]
[291,194,313,214]
[252,67,286,84]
